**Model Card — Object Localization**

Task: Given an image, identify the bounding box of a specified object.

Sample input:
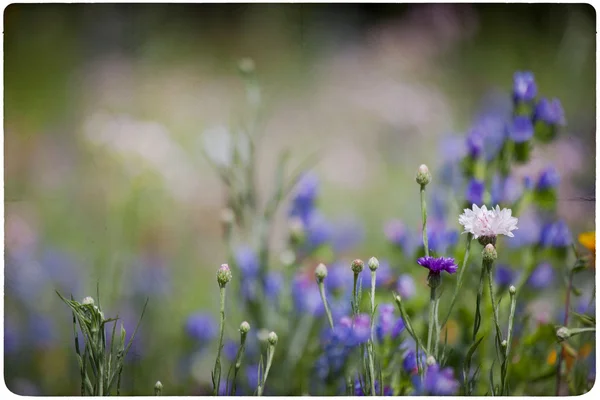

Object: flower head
[396,274,416,299]
[513,71,537,102]
[185,312,217,343]
[417,256,457,276]
[527,262,555,289]
[540,220,572,248]
[509,116,534,143]
[534,97,566,126]
[423,363,460,395]
[465,179,485,205]
[536,166,560,191]
[458,204,518,240]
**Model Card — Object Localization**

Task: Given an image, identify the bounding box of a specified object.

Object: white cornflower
[458,204,518,241]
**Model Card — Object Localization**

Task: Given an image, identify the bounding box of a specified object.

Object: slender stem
[420,185,429,257]
[434,296,440,359]
[556,268,573,396]
[427,286,437,355]
[352,273,359,319]
[257,344,276,396]
[502,289,517,395]
[486,263,503,347]
[368,270,377,395]
[473,265,486,342]
[442,234,472,328]
[318,281,335,330]
[213,287,226,395]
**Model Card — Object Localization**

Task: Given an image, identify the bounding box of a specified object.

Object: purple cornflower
[491,174,523,205]
[376,303,404,342]
[423,363,460,395]
[466,128,485,159]
[185,312,217,343]
[540,220,572,248]
[289,171,320,224]
[534,97,566,126]
[234,245,260,277]
[536,166,560,191]
[396,274,416,299]
[494,264,518,287]
[513,71,537,102]
[465,179,485,207]
[509,116,534,143]
[527,262,555,289]
[417,256,458,276]
[473,111,510,161]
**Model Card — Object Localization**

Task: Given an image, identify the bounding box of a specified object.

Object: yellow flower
[579,231,596,253]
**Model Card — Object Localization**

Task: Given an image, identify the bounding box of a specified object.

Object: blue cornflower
[402,350,426,375]
[352,314,371,344]
[331,216,365,253]
[466,128,485,159]
[223,340,239,362]
[417,256,458,276]
[289,171,320,224]
[185,312,217,343]
[235,245,260,277]
[474,112,510,161]
[325,262,353,292]
[465,179,485,206]
[265,271,284,301]
[246,364,259,391]
[396,274,416,299]
[423,363,460,395]
[540,220,572,248]
[506,210,540,249]
[491,174,523,205]
[527,263,555,289]
[376,303,404,342]
[427,222,459,255]
[439,135,467,163]
[536,166,560,191]
[513,71,537,102]
[494,264,518,287]
[509,116,534,143]
[292,273,324,316]
[305,210,333,249]
[534,98,565,126]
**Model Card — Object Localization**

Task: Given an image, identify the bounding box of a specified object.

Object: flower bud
[351,259,364,274]
[416,164,432,186]
[238,58,256,75]
[509,285,516,295]
[267,331,278,346]
[556,326,571,342]
[368,257,379,271]
[217,264,232,287]
[220,208,235,225]
[82,296,94,306]
[482,244,498,263]
[315,263,328,282]
[289,217,305,244]
[154,381,163,395]
[478,235,497,247]
[426,355,436,366]
[280,249,296,267]
[240,321,251,334]
[501,340,507,348]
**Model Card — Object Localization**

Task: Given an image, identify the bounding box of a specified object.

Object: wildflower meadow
[4,3,596,397]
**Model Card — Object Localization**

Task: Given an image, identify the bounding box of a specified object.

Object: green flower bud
[482,244,498,263]
[501,340,507,348]
[556,326,571,342]
[240,321,251,334]
[267,331,278,346]
[368,257,379,271]
[82,296,94,306]
[426,355,436,366]
[217,264,232,287]
[315,263,328,282]
[351,259,364,274]
[509,285,516,295]
[416,164,432,186]
[154,381,163,395]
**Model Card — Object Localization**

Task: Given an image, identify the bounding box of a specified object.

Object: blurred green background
[4,3,596,395]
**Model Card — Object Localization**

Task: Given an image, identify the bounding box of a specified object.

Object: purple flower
[265,271,284,301]
[292,273,323,316]
[396,274,416,299]
[466,128,485,159]
[325,262,353,292]
[352,314,371,344]
[536,166,560,191]
[513,71,537,102]
[376,303,404,342]
[465,179,485,207]
[402,350,426,375]
[384,220,421,256]
[534,98,565,126]
[289,171,320,224]
[509,116,534,143]
[246,364,259,390]
[491,174,523,205]
[473,112,510,161]
[540,220,572,248]
[234,245,259,278]
[223,340,239,362]
[185,313,217,343]
[305,210,333,248]
[423,364,460,395]
[494,264,518,287]
[439,135,467,163]
[527,262,555,289]
[331,216,365,253]
[417,256,457,276]
[354,379,393,396]
[506,210,540,248]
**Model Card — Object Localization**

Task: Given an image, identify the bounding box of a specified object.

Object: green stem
[486,263,503,348]
[213,287,226,395]
[502,289,517,395]
[473,264,486,342]
[434,296,440,360]
[427,286,437,355]
[368,270,377,395]
[420,185,429,257]
[442,233,472,328]
[257,344,276,396]
[318,281,335,330]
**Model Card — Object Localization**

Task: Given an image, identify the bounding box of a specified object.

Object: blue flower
[376,303,404,342]
[513,71,537,102]
[352,314,371,344]
[396,274,416,299]
[527,263,555,289]
[540,220,572,248]
[384,219,421,256]
[427,221,459,255]
[185,313,217,343]
[353,379,393,396]
[423,363,460,395]
[265,271,284,301]
[466,128,485,159]
[363,259,393,288]
[417,256,457,276]
[509,116,534,143]
[506,210,540,248]
[536,166,560,191]
[246,364,260,391]
[473,112,509,161]
[28,313,57,350]
[289,171,320,224]
[223,340,239,362]
[305,210,333,249]
[439,135,467,163]
[325,262,353,292]
[534,97,565,126]
[402,350,426,375]
[491,174,523,205]
[235,245,260,278]
[465,179,485,207]
[292,273,323,316]
[494,264,518,287]
[331,216,365,253]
